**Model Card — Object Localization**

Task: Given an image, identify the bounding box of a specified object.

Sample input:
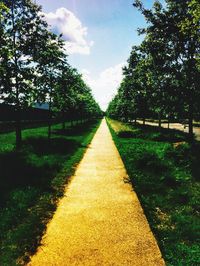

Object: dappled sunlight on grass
[107,118,188,143]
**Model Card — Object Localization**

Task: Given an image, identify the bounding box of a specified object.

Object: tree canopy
[0,0,102,148]
[107,0,200,140]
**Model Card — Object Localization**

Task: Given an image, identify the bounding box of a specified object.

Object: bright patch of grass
[110,119,188,142]
[107,118,200,266]
[0,120,100,265]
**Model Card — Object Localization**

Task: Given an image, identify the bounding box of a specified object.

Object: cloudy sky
[36,0,159,110]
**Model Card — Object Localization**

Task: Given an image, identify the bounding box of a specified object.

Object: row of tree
[0,0,102,148]
[107,0,200,140]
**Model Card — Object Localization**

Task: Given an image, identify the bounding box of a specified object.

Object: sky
[36,0,160,110]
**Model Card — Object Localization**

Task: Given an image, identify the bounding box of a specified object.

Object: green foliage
[0,2,8,15]
[107,0,200,139]
[108,118,200,265]
[0,0,102,148]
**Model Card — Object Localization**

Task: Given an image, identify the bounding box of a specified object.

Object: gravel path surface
[29,119,165,266]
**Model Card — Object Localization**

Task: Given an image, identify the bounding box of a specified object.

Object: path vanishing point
[29,119,165,266]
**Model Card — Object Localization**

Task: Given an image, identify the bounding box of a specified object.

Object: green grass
[0,120,101,266]
[114,119,188,142]
[107,118,200,266]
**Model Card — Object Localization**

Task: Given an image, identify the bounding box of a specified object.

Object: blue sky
[36,0,162,110]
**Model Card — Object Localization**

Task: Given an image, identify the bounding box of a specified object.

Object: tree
[53,65,102,128]
[0,0,52,148]
[133,0,200,139]
[1,0,102,147]
[108,0,200,141]
[107,46,151,124]
[34,32,66,139]
[0,3,10,103]
[53,65,74,130]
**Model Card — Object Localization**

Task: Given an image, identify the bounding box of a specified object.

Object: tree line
[107,0,200,140]
[0,0,102,148]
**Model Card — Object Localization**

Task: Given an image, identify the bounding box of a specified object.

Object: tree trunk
[48,89,52,140]
[62,111,65,130]
[15,107,22,149]
[187,40,196,141]
[62,121,65,130]
[158,113,161,129]
[48,121,51,139]
[168,119,170,129]
[134,118,137,126]
[143,118,145,125]
[12,1,22,149]
[188,102,193,141]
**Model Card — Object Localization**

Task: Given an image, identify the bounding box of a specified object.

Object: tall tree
[0,0,51,148]
[34,32,66,139]
[0,3,10,103]
[53,66,79,130]
[133,0,200,139]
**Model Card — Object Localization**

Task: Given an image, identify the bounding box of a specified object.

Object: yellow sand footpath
[29,119,165,266]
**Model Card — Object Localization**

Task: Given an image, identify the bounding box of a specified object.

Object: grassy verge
[107,118,200,266]
[0,120,101,266]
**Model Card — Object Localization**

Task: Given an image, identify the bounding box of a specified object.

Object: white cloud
[41,8,93,55]
[81,63,126,111]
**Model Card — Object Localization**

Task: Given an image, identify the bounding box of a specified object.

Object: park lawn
[107,118,200,266]
[0,120,101,266]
